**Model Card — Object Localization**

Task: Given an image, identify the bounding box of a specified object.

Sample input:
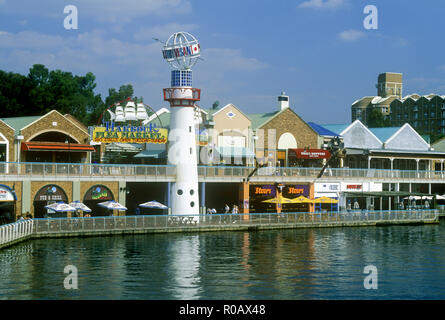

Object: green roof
[248,111,279,129]
[0,116,41,134]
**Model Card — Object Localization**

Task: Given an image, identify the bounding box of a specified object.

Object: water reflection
[168,235,201,299]
[1,223,445,299]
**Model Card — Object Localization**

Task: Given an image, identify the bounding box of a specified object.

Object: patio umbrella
[262,196,294,204]
[44,202,76,212]
[69,200,92,212]
[291,195,313,203]
[139,201,168,209]
[97,200,127,211]
[312,196,339,204]
[436,194,445,200]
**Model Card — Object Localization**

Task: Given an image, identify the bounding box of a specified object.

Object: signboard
[0,185,15,201]
[289,149,331,159]
[315,183,340,192]
[250,185,276,198]
[283,185,309,198]
[340,182,382,192]
[93,122,168,144]
[35,185,67,202]
[162,43,200,60]
[84,185,113,201]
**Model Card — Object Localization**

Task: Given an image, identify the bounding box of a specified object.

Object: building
[351,72,445,140]
[351,72,402,124]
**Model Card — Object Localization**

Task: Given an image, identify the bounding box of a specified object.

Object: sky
[1,0,445,124]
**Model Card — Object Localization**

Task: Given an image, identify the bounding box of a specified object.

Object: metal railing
[31,209,438,235]
[0,220,34,247]
[1,161,445,181]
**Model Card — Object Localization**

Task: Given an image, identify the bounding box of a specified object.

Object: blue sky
[1,0,445,124]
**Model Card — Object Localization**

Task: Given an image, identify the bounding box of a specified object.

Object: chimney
[278,91,289,111]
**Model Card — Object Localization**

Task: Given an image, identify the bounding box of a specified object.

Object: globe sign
[162,32,200,70]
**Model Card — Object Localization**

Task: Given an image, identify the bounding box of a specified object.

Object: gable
[385,124,430,151]
[213,104,251,133]
[341,121,382,149]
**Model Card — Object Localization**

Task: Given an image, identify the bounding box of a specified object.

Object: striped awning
[21,141,95,152]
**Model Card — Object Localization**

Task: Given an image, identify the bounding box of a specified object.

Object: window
[177,189,183,195]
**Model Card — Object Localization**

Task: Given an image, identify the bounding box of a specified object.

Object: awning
[342,191,435,197]
[134,150,167,159]
[216,147,255,158]
[21,141,95,152]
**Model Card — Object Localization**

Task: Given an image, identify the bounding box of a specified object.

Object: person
[224,204,230,214]
[26,212,32,219]
[353,199,360,210]
[347,199,352,211]
[207,208,212,215]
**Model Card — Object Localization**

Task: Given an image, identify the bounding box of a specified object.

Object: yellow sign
[93,123,168,144]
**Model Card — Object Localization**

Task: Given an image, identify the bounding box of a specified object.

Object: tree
[367,108,390,128]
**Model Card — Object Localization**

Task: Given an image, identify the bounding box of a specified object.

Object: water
[1,221,445,299]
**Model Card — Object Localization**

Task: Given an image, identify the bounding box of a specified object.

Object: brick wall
[21,110,89,143]
[0,120,15,162]
[260,108,319,150]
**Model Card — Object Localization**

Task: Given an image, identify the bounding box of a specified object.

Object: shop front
[314,183,340,212]
[0,184,17,225]
[33,184,69,218]
[83,185,115,217]
[288,148,331,168]
[339,182,382,211]
[249,183,312,213]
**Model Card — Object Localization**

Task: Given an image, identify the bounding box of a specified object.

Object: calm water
[1,221,445,299]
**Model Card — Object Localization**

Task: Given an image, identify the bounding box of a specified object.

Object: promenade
[0,210,439,250]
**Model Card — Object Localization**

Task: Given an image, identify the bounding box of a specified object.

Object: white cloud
[298,0,346,9]
[134,23,199,42]
[0,29,267,111]
[439,65,445,72]
[203,48,267,72]
[338,29,365,42]
[0,0,192,22]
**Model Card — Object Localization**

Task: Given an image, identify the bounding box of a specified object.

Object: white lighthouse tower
[162,32,201,217]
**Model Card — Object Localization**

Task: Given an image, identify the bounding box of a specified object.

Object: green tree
[367,108,390,128]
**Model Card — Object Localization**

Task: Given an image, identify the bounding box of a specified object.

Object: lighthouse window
[190,201,195,207]
[190,147,192,154]
[190,189,194,195]
[189,126,192,132]
[177,189,183,195]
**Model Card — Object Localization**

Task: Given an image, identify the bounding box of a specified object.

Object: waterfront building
[0,110,94,164]
[351,72,445,140]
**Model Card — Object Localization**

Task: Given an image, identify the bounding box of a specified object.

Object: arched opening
[83,185,115,217]
[0,184,16,225]
[277,132,297,167]
[33,184,68,218]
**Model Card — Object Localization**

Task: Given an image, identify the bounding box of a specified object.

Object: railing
[0,220,34,247]
[31,209,439,235]
[0,161,445,180]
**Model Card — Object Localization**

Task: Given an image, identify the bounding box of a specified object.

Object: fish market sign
[93,122,168,144]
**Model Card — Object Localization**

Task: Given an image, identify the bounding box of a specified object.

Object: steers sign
[289,149,331,159]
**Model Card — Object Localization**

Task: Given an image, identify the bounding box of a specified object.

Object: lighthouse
[162,32,201,217]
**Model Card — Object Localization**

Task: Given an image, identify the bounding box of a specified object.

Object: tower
[278,91,289,111]
[376,72,403,99]
[162,32,201,217]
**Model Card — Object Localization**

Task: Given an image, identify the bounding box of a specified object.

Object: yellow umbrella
[291,195,313,203]
[262,196,294,204]
[313,196,339,204]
